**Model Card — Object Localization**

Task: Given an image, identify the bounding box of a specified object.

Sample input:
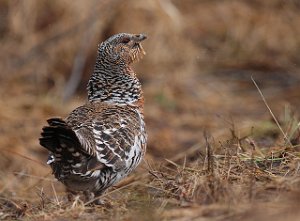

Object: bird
[39,33,147,203]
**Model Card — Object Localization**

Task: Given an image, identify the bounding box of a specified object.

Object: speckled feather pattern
[40,33,147,198]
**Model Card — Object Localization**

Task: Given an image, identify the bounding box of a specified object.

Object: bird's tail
[39,118,85,164]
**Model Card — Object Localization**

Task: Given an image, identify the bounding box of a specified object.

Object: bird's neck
[87,59,144,107]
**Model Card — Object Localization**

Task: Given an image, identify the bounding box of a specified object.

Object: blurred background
[0,0,300,200]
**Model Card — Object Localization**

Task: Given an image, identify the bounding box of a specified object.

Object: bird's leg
[66,189,78,202]
[83,190,95,202]
[83,190,106,205]
[94,190,106,205]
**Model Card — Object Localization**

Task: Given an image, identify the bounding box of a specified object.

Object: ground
[0,0,300,220]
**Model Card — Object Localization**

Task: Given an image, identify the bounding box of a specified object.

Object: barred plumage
[40,33,147,202]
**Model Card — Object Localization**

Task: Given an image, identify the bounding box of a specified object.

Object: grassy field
[0,0,300,220]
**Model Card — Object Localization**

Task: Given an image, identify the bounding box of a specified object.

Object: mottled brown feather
[39,33,147,200]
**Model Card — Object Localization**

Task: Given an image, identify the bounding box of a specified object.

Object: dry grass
[148,130,300,220]
[0,0,300,220]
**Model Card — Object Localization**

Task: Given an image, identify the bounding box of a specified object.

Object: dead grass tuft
[148,125,300,220]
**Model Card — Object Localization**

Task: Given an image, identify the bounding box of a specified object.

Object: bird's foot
[83,191,103,206]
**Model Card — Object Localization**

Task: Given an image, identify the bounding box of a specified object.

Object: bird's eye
[121,37,130,44]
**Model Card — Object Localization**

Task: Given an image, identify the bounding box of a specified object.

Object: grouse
[40,33,147,202]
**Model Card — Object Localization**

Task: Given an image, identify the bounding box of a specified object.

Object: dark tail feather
[47,117,69,127]
[39,118,86,163]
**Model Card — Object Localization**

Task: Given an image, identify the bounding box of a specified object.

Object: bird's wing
[67,104,142,172]
[66,105,96,157]
[92,105,142,171]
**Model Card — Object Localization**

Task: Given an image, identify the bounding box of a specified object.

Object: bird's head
[98,33,147,65]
